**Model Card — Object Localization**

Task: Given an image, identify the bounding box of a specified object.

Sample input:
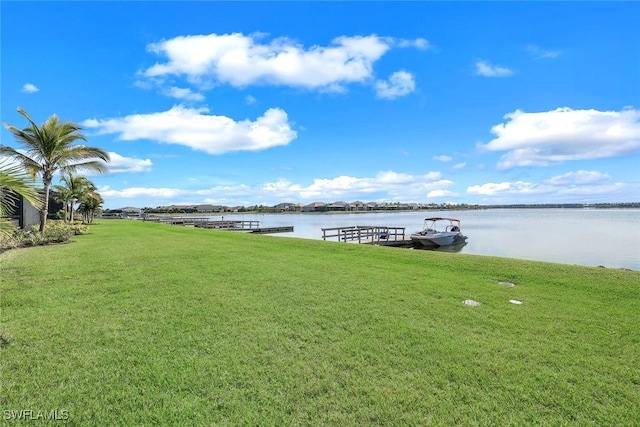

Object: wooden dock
[251,226,294,234]
[321,225,414,247]
[146,216,293,234]
[195,220,260,230]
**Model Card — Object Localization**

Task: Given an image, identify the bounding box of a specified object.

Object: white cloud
[83,105,297,155]
[162,86,205,102]
[262,170,451,200]
[139,32,428,93]
[453,162,467,170]
[375,71,416,99]
[97,167,638,207]
[245,95,257,105]
[433,155,452,162]
[475,60,514,77]
[544,170,610,186]
[22,83,39,93]
[98,185,184,199]
[480,107,640,169]
[397,38,431,50]
[107,152,153,173]
[467,170,629,199]
[467,181,541,196]
[427,189,458,198]
[526,44,562,59]
[98,170,453,205]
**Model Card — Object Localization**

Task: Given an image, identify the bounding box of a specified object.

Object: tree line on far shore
[108,201,640,216]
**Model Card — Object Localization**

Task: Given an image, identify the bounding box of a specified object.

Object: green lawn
[1,220,638,425]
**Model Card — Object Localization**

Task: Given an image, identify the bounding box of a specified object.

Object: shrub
[37,221,72,243]
[0,231,24,250]
[71,222,88,236]
[0,221,87,251]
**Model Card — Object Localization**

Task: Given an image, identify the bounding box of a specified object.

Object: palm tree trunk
[40,183,50,232]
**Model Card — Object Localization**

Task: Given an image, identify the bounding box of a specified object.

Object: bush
[71,222,88,236]
[0,221,87,251]
[0,231,26,250]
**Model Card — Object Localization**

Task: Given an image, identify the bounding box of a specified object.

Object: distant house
[302,202,326,212]
[382,203,399,210]
[350,201,366,211]
[326,201,348,212]
[195,204,222,213]
[102,207,142,219]
[100,209,122,218]
[275,202,297,212]
[160,204,195,213]
[122,207,143,218]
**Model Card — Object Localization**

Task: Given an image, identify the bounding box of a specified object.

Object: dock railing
[321,225,405,244]
[196,220,260,230]
[146,216,260,230]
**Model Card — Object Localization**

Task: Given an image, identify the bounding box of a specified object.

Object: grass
[1,220,639,425]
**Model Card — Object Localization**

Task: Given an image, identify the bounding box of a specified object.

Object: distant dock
[321,225,414,247]
[146,216,293,234]
[250,226,294,234]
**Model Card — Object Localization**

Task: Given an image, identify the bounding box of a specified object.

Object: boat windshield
[423,218,461,232]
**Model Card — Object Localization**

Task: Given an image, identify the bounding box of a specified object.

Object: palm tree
[77,190,104,224]
[54,173,92,223]
[1,107,110,231]
[0,157,44,237]
[51,184,73,223]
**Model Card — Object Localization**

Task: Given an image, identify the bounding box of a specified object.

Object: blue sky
[2,1,639,209]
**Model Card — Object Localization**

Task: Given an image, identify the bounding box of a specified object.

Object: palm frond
[0,218,17,236]
[0,145,43,180]
[0,158,43,212]
[65,146,110,161]
[62,160,109,175]
[0,158,44,237]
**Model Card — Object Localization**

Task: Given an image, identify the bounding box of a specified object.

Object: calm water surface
[213,209,640,270]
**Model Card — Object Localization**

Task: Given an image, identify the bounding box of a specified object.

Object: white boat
[410,217,468,248]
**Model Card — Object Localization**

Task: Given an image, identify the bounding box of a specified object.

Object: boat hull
[410,232,467,248]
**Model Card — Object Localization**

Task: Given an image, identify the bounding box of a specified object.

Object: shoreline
[132,210,640,272]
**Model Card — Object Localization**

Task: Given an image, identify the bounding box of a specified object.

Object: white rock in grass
[509,299,523,305]
[464,299,481,307]
[499,281,516,287]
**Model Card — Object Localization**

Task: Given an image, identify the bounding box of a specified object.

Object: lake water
[212,209,640,270]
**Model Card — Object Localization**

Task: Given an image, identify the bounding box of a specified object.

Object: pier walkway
[145,216,292,234]
[321,225,414,247]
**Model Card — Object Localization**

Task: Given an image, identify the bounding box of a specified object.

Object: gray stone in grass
[509,300,523,305]
[464,299,481,307]
[498,281,516,287]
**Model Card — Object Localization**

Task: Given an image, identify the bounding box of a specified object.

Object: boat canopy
[424,217,461,222]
